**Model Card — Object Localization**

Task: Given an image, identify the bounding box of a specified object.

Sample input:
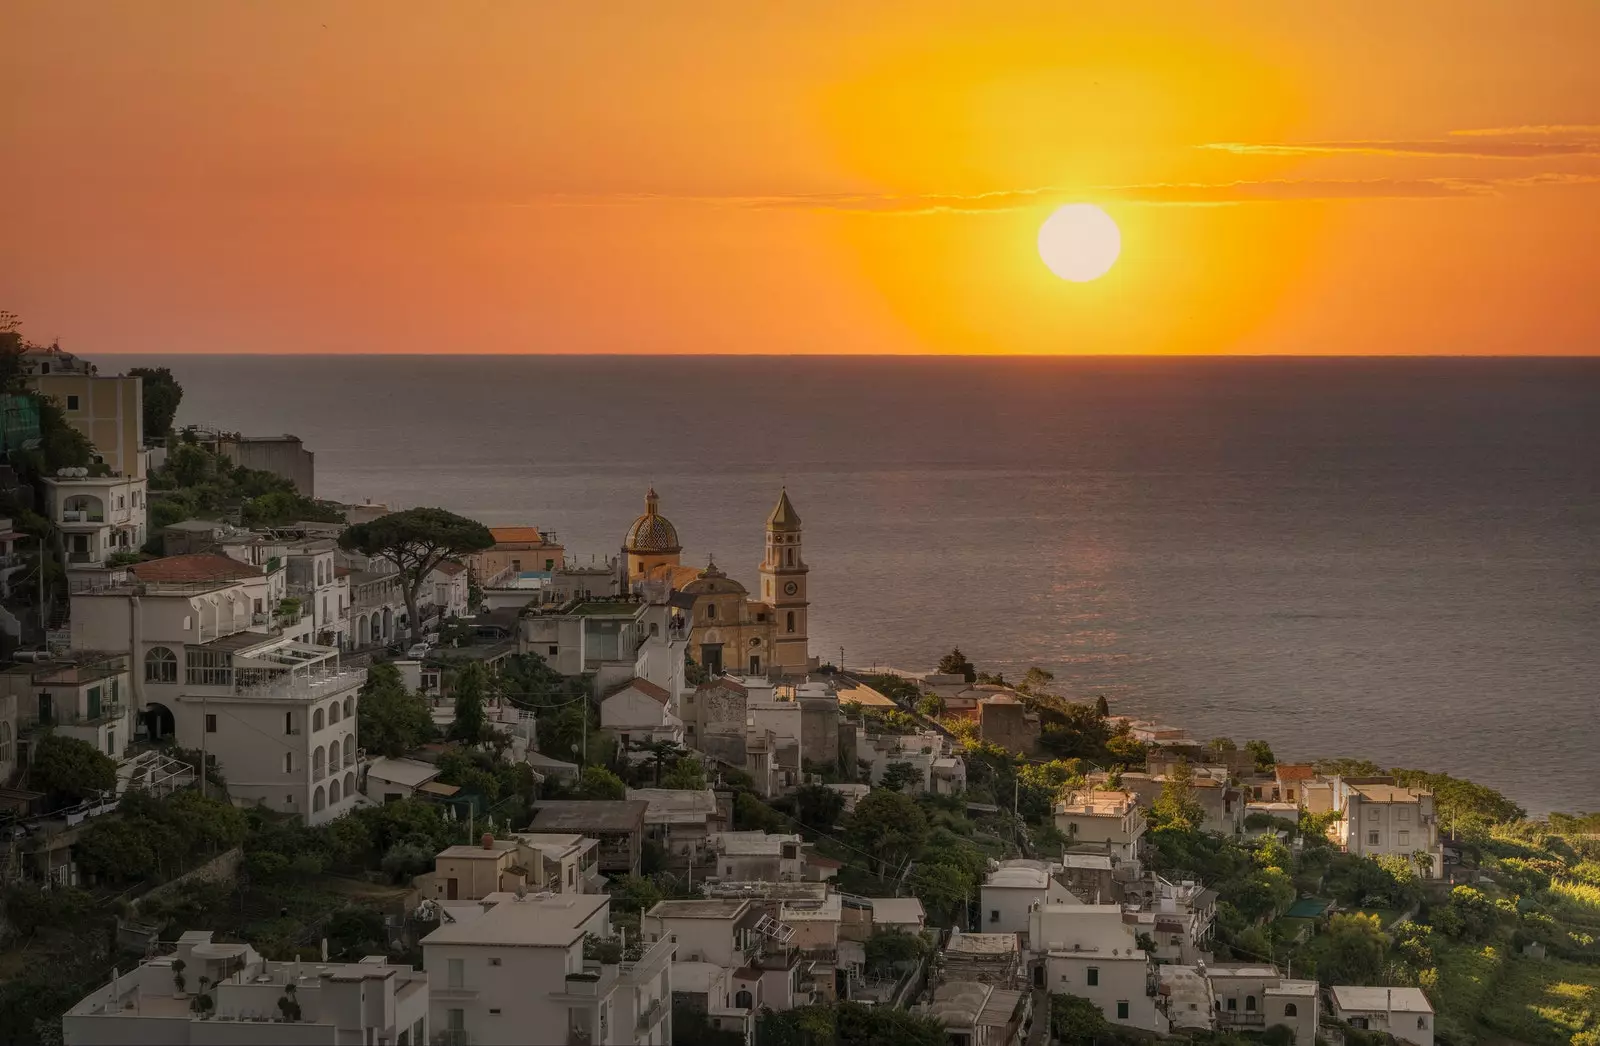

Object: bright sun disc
[1038,204,1121,282]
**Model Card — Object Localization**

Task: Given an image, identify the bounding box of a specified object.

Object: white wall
[425,941,579,1046]
[1042,953,1162,1031]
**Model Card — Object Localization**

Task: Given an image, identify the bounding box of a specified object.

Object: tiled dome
[625,488,681,553]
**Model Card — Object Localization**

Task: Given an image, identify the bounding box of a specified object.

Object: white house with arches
[69,554,361,824]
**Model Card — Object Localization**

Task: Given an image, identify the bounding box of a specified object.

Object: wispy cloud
[1200,139,1600,159]
[1450,124,1600,137]
[529,172,1599,215]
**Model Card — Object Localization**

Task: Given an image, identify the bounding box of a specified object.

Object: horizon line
[82,351,1600,360]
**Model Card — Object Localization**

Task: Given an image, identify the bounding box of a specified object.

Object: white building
[1027,904,1162,1032]
[71,563,361,824]
[1119,875,1217,965]
[430,560,471,624]
[520,598,687,699]
[711,832,805,883]
[62,930,429,1046]
[44,469,147,573]
[281,539,349,650]
[851,724,964,794]
[423,891,673,1046]
[602,678,684,758]
[628,788,723,864]
[1329,779,1446,878]
[364,756,444,802]
[1331,986,1434,1046]
[981,860,1081,934]
[1053,791,1147,866]
[0,653,132,762]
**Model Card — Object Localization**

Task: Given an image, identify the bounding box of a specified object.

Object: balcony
[1218,1012,1266,1027]
[67,550,97,564]
[637,996,668,1032]
[61,510,106,525]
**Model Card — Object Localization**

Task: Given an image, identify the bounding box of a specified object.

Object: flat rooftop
[945,932,1018,956]
[1332,985,1434,1012]
[646,898,749,920]
[530,800,649,833]
[422,892,607,947]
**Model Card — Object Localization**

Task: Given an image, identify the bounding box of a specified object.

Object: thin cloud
[1200,139,1600,159]
[529,176,1538,214]
[1450,124,1600,137]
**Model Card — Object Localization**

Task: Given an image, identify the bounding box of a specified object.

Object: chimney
[482,833,495,850]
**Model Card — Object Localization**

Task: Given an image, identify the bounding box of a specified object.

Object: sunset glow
[2,1,1598,355]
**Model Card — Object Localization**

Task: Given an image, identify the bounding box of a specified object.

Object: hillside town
[2,338,1598,1046]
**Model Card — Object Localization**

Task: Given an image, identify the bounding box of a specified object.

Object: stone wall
[132,847,245,914]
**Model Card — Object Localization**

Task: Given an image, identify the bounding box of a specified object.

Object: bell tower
[760,487,809,673]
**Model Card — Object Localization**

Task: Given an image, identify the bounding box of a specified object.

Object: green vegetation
[24,734,117,803]
[755,1001,945,1046]
[357,661,436,757]
[936,648,977,682]
[338,507,495,643]
[148,439,344,541]
[127,366,183,442]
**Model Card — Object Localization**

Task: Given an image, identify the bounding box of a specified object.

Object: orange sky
[3,0,1598,355]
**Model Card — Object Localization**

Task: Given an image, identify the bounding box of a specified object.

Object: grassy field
[1431,942,1508,1045]
[1481,956,1600,1046]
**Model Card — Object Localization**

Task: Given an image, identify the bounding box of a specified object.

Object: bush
[27,735,116,802]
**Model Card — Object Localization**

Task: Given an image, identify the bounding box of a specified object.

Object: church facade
[620,487,812,678]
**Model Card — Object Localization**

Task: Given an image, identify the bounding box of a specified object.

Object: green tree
[610,874,663,914]
[338,507,495,642]
[448,662,490,744]
[577,766,626,801]
[662,754,707,791]
[734,791,788,833]
[845,790,928,879]
[358,661,435,757]
[1093,694,1109,717]
[127,366,183,442]
[1311,913,1389,986]
[27,735,117,801]
[794,784,844,829]
[1245,739,1276,773]
[1020,666,1055,693]
[909,861,971,925]
[1051,994,1116,1046]
[1151,758,1204,830]
[325,905,387,960]
[877,761,921,793]
[936,648,977,682]
[631,738,685,786]
[863,930,928,976]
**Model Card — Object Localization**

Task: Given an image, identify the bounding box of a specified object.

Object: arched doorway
[141,702,176,741]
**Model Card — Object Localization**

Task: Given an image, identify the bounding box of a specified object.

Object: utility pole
[198,691,208,800]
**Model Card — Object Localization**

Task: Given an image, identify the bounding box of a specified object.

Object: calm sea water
[117,355,1600,815]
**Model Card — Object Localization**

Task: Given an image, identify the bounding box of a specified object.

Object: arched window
[1284,1003,1297,1017]
[328,777,341,804]
[343,696,353,718]
[706,603,717,620]
[1418,1018,1427,1030]
[329,738,341,770]
[785,548,793,566]
[786,611,796,634]
[313,708,325,732]
[735,990,753,1010]
[345,770,355,794]
[313,746,325,778]
[1245,995,1256,1012]
[313,785,326,812]
[144,646,178,683]
[329,702,341,725]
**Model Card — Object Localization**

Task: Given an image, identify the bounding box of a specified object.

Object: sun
[1038,204,1121,282]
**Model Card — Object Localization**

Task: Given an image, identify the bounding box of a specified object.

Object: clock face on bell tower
[784,581,798,596]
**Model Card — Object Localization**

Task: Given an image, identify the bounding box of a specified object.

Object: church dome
[625,488,681,554]
[767,487,802,532]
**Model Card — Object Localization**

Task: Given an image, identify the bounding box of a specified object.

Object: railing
[67,550,96,564]
[1218,1012,1265,1027]
[637,996,668,1031]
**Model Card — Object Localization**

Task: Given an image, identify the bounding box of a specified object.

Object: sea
[116,354,1600,816]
